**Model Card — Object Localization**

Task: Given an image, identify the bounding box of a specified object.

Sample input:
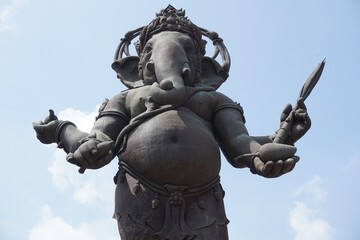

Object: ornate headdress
[137,5,206,55]
[114,5,230,73]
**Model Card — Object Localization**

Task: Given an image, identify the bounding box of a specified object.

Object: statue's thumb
[44,109,58,124]
[280,104,292,122]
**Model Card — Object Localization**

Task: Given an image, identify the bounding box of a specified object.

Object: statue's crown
[138,5,205,55]
[114,5,231,84]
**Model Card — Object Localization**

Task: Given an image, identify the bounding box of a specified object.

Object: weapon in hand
[273,59,326,143]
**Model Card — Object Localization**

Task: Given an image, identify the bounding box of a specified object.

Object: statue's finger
[284,156,299,173]
[32,122,41,131]
[95,141,114,156]
[66,153,74,163]
[302,112,311,127]
[44,109,58,124]
[294,112,308,120]
[294,108,311,128]
[83,150,114,170]
[73,148,91,167]
[270,160,283,176]
[32,121,45,132]
[295,108,306,114]
[292,155,300,163]
[297,98,307,111]
[280,104,293,122]
[262,161,274,175]
[66,153,81,167]
[78,140,97,153]
[282,158,295,173]
[78,166,86,174]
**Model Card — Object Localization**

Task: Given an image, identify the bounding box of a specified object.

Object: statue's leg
[113,171,162,240]
[185,183,230,240]
[114,167,229,240]
[117,216,158,240]
[193,222,229,240]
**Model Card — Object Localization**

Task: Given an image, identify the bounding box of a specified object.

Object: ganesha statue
[33,5,316,240]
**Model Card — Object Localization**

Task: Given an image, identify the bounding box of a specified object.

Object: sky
[1,0,359,239]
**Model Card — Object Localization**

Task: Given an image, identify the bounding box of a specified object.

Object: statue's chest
[126,87,215,122]
[126,88,149,118]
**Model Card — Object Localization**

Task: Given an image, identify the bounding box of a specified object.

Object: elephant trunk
[149,49,191,105]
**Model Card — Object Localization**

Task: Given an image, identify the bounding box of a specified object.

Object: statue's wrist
[56,121,76,151]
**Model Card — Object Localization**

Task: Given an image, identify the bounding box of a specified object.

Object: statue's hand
[253,156,299,178]
[32,110,60,144]
[280,99,311,144]
[249,143,298,178]
[66,132,115,171]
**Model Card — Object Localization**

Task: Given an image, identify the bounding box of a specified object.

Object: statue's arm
[211,92,260,168]
[64,92,130,170]
[212,103,257,169]
[58,109,128,153]
[212,92,298,178]
[32,113,86,152]
[33,92,130,170]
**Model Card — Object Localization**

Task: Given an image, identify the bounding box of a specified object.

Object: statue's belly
[120,109,220,187]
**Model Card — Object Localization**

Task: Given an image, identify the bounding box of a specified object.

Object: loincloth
[113,161,229,240]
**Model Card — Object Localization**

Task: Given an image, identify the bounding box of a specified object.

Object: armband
[95,98,130,123]
[55,121,76,152]
[96,110,130,123]
[214,102,246,123]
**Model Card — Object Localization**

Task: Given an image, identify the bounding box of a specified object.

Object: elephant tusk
[182,62,192,83]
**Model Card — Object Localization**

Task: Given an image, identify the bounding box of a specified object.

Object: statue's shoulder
[107,86,147,103]
[99,90,130,114]
[191,88,230,103]
[191,89,245,119]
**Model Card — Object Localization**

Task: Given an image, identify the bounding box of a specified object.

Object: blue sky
[1,0,359,239]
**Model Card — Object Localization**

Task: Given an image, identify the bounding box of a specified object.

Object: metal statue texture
[33,5,324,240]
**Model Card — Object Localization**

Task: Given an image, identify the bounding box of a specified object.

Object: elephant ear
[111,56,144,89]
[198,56,229,89]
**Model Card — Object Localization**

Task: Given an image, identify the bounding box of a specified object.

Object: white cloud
[49,149,108,205]
[289,176,335,240]
[289,202,335,240]
[57,106,100,132]
[293,175,328,204]
[31,106,120,239]
[0,0,27,31]
[344,153,360,172]
[48,149,74,191]
[49,106,116,206]
[29,205,118,240]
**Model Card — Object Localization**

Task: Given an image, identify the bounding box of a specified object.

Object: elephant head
[111,5,230,105]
